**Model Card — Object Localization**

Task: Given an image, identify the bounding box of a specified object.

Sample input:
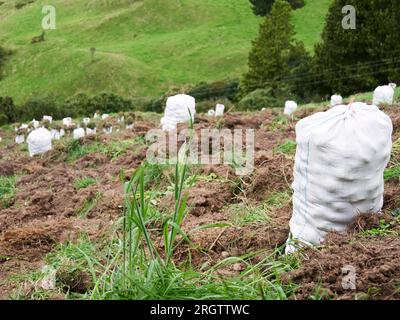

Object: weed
[0,175,16,208]
[274,139,297,156]
[76,192,102,218]
[74,177,97,190]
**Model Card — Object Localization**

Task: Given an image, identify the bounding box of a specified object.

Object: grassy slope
[0,0,331,104]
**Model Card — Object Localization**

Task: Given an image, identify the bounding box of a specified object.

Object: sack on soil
[286,103,393,253]
[73,128,85,140]
[330,95,343,107]
[215,104,225,117]
[27,128,52,157]
[373,83,396,106]
[284,101,297,116]
[161,94,196,131]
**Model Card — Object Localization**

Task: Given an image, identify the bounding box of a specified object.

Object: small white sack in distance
[50,129,60,140]
[32,119,39,129]
[15,135,25,144]
[330,95,343,108]
[284,101,297,116]
[60,129,65,137]
[161,94,196,131]
[207,109,216,116]
[102,114,109,120]
[126,124,134,130]
[86,128,96,135]
[27,128,52,157]
[286,103,393,254]
[103,127,113,135]
[93,112,99,119]
[373,83,396,106]
[83,118,91,125]
[215,104,225,117]
[62,117,72,127]
[73,128,85,140]
[43,115,53,123]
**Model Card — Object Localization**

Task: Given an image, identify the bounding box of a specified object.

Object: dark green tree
[249,0,304,16]
[313,0,400,96]
[0,96,16,124]
[242,0,311,99]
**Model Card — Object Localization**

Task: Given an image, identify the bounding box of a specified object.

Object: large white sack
[330,95,343,108]
[284,101,297,116]
[161,94,196,131]
[215,104,225,117]
[27,128,52,157]
[286,103,392,253]
[373,84,396,106]
[73,128,85,140]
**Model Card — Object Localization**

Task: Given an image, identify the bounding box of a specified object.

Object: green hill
[0,0,332,104]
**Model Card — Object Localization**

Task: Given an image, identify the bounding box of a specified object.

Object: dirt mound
[285,233,400,300]
[186,180,234,217]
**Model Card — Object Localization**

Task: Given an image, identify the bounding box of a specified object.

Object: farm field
[0,0,332,104]
[0,100,399,300]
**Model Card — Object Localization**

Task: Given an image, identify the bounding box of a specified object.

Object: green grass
[384,165,400,182]
[0,175,16,208]
[74,176,97,190]
[0,0,331,104]
[76,192,101,218]
[274,139,297,156]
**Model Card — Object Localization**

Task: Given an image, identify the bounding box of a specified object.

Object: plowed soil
[0,105,399,299]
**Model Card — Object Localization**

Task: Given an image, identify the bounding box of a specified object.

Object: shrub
[19,95,60,121]
[0,97,17,124]
[241,1,310,101]
[249,0,305,17]
[0,113,8,126]
[238,88,287,110]
[313,0,400,96]
[87,92,133,115]
[62,93,90,118]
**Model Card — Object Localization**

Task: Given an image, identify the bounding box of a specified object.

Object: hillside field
[0,0,332,104]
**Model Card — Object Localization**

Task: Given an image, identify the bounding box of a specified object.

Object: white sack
[215,104,225,117]
[27,128,52,157]
[126,124,134,130]
[373,84,396,106]
[161,94,196,131]
[60,129,65,137]
[86,128,96,135]
[93,112,99,119]
[83,118,91,125]
[62,117,72,127]
[50,129,60,140]
[330,95,343,108]
[43,115,53,123]
[207,109,216,116]
[103,127,113,135]
[15,134,25,144]
[102,114,109,120]
[32,119,39,129]
[286,103,392,253]
[284,101,297,116]
[73,128,85,140]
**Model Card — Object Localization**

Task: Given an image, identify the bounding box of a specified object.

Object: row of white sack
[283,83,397,116]
[19,113,118,133]
[17,123,135,149]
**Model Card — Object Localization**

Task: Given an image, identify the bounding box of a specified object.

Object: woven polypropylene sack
[161,94,196,131]
[286,103,392,253]
[27,128,52,157]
